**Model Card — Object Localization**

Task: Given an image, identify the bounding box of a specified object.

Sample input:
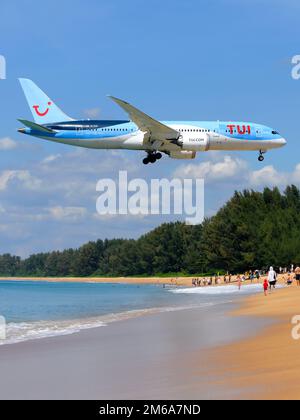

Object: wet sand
[0,300,266,400]
[209,282,300,399]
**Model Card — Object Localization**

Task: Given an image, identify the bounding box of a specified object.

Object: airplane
[17,79,287,164]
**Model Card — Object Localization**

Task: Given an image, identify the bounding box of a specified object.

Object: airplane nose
[280,138,287,147]
[18,128,26,133]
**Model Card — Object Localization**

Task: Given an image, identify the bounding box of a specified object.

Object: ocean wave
[171,282,284,295]
[0,302,215,346]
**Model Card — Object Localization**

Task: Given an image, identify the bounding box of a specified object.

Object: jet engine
[181,132,210,151]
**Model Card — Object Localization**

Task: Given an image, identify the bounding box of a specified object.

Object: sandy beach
[0,274,268,287]
[209,282,300,399]
[0,276,298,399]
[0,299,265,400]
[0,276,196,286]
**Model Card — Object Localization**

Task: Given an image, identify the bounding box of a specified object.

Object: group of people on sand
[284,265,300,286]
[191,265,300,295]
[192,277,213,286]
[262,265,300,296]
[192,270,261,288]
[192,275,229,287]
[262,266,277,296]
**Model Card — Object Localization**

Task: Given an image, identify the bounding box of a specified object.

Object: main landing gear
[258,150,266,162]
[143,152,162,165]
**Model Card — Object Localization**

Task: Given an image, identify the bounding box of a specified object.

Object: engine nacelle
[181,132,210,151]
[169,150,196,159]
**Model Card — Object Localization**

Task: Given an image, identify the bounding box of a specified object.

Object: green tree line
[1,185,300,277]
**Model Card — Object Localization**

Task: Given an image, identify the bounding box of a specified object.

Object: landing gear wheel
[258,150,266,162]
[143,152,162,164]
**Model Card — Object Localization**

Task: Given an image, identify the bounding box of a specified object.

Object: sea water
[0,280,265,345]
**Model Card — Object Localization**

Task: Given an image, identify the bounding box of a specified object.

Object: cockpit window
[272,130,279,135]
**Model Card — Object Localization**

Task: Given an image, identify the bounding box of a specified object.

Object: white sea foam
[171,282,284,295]
[0,303,213,346]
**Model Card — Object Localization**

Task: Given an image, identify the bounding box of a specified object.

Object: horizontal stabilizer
[18,119,55,133]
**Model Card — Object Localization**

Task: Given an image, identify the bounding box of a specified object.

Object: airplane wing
[108,96,180,146]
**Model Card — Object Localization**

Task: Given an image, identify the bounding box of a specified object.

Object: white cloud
[48,206,88,221]
[247,163,300,187]
[41,154,62,164]
[0,170,42,191]
[0,171,14,191]
[173,155,247,182]
[83,108,101,118]
[248,165,288,187]
[0,137,17,150]
[172,154,300,189]
[291,163,300,183]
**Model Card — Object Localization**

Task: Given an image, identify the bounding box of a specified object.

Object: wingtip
[108,96,130,106]
[107,95,118,101]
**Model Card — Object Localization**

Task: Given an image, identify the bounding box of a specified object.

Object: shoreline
[209,282,300,399]
[0,274,282,287]
[0,276,197,287]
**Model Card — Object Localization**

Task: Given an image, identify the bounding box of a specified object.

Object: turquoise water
[0,280,264,345]
[0,281,202,323]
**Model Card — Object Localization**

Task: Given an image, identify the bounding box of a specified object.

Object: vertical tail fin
[19,78,73,124]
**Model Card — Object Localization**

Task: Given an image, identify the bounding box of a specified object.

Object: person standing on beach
[268,266,277,291]
[237,275,242,290]
[295,266,300,286]
[263,278,269,296]
[286,272,293,286]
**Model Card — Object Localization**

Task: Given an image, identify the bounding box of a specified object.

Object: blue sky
[0,0,299,256]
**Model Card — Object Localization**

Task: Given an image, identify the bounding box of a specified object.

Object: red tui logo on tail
[33,102,52,117]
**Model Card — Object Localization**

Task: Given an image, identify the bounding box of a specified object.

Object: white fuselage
[20,120,287,160]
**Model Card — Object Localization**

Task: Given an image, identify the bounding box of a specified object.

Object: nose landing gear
[258,150,266,162]
[143,152,162,165]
